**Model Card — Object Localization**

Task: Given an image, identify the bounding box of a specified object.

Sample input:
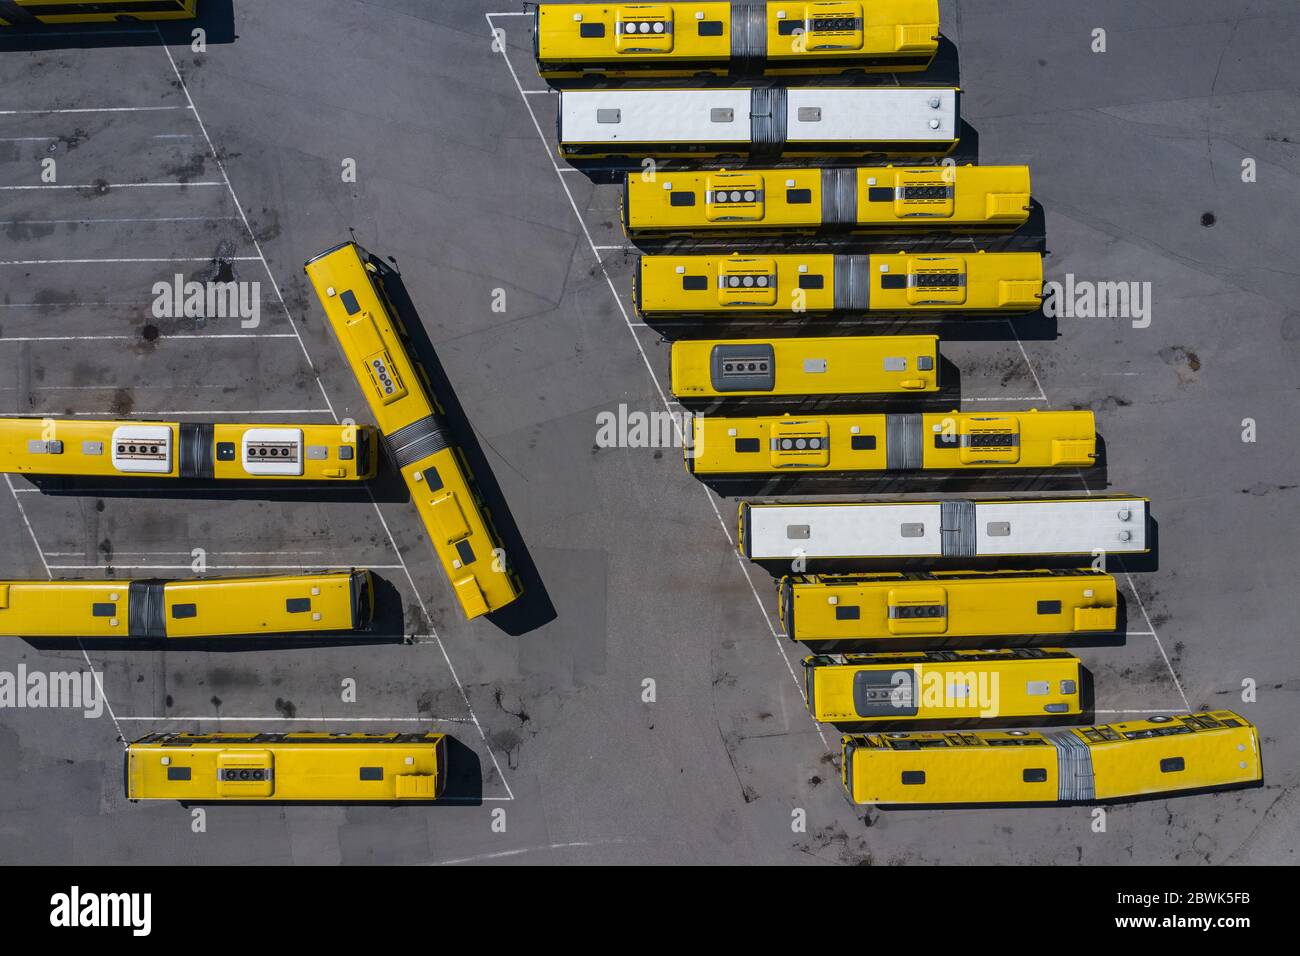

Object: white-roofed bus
[558,86,959,163]
[738,494,1149,562]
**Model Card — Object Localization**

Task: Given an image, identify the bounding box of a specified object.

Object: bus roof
[559,87,958,145]
[744,496,1148,560]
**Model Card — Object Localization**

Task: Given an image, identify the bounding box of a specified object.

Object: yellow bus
[304,241,521,620]
[623,165,1031,238]
[535,1,940,78]
[671,335,939,399]
[687,409,1095,476]
[803,648,1082,723]
[125,732,447,802]
[841,711,1262,805]
[0,0,196,25]
[636,251,1042,319]
[0,416,378,481]
[558,86,959,162]
[739,495,1149,561]
[0,571,375,639]
[779,569,1119,643]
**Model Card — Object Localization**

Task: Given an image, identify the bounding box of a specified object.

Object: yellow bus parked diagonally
[304,241,521,621]
[125,732,447,802]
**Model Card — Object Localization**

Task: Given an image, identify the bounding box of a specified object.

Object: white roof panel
[785,88,957,143]
[974,499,1147,555]
[560,89,752,144]
[744,496,1147,560]
[746,503,942,560]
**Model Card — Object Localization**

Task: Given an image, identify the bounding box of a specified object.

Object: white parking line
[1,408,333,417]
[46,564,409,571]
[0,216,240,225]
[0,105,188,115]
[116,715,474,722]
[0,256,261,265]
[1121,567,1191,710]
[962,395,1051,402]
[0,334,298,342]
[0,182,223,190]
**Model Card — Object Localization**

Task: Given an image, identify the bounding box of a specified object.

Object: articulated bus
[779,569,1119,643]
[304,241,521,620]
[623,165,1031,238]
[687,409,1095,476]
[557,86,959,162]
[841,711,1262,805]
[636,251,1042,319]
[738,494,1149,561]
[0,0,196,25]
[0,416,378,481]
[0,571,374,639]
[671,335,939,400]
[535,1,940,79]
[125,732,447,802]
[803,648,1082,723]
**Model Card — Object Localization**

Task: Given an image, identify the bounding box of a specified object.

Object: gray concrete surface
[0,0,1295,864]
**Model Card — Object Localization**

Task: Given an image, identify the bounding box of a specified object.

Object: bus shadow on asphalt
[370,253,557,638]
[20,473,409,505]
[0,0,234,50]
